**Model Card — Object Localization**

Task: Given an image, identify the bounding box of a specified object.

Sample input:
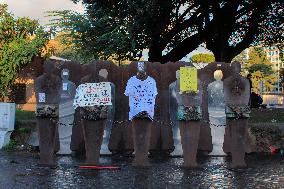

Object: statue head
[43,60,56,77]
[86,62,97,75]
[99,69,108,79]
[214,70,223,81]
[230,62,241,75]
[61,68,70,80]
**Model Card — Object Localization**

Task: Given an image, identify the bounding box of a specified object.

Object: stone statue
[223,62,250,168]
[173,68,203,168]
[78,62,109,165]
[57,69,76,154]
[35,60,61,167]
[207,70,226,156]
[124,61,158,167]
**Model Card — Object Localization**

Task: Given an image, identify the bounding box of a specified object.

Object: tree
[44,33,97,64]
[49,0,283,63]
[237,47,277,92]
[0,4,48,100]
[280,68,284,88]
[190,53,215,63]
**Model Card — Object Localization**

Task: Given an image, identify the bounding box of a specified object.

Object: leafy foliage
[0,4,48,100]
[190,53,215,63]
[280,68,284,88]
[1,139,17,151]
[48,0,283,63]
[237,47,277,92]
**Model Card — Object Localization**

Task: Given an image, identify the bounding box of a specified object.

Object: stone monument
[207,70,226,156]
[174,67,203,167]
[0,103,15,149]
[35,60,61,166]
[125,62,157,167]
[223,62,250,168]
[57,69,76,155]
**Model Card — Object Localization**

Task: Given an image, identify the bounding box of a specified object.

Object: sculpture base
[0,130,12,149]
[82,119,106,165]
[132,118,152,167]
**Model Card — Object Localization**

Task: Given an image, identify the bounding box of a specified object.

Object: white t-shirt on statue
[124,76,158,120]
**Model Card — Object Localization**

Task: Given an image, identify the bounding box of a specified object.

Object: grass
[1,140,18,151]
[249,108,284,123]
[15,109,35,121]
[16,127,31,133]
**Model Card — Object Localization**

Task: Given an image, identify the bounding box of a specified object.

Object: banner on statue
[73,82,112,109]
[180,67,198,93]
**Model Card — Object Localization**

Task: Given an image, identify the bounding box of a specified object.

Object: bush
[2,140,18,151]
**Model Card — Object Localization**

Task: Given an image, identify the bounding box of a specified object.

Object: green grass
[16,127,31,133]
[15,109,35,121]
[249,108,284,123]
[1,140,18,151]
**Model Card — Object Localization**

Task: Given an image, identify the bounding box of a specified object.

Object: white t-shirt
[124,76,158,120]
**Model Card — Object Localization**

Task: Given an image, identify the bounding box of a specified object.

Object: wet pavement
[1,152,284,189]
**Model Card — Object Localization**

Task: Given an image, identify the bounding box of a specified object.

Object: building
[264,46,284,71]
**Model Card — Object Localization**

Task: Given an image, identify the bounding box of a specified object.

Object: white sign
[63,71,68,76]
[38,93,45,103]
[73,82,112,109]
[62,83,68,91]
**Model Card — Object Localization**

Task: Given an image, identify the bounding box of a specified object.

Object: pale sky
[2,0,84,25]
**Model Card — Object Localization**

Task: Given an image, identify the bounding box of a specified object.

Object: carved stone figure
[174,68,203,167]
[223,62,250,168]
[57,69,76,154]
[125,62,157,167]
[35,60,61,166]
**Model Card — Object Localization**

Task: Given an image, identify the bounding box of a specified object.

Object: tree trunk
[148,47,163,63]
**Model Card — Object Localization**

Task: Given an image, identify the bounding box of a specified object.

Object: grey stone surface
[169,81,182,156]
[0,103,15,149]
[100,83,115,155]
[27,129,39,147]
[208,79,226,156]
[57,69,76,155]
[209,107,226,156]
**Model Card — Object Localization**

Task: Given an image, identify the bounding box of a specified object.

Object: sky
[2,0,84,25]
[1,0,210,60]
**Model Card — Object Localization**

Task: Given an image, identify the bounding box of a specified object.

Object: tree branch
[161,31,206,63]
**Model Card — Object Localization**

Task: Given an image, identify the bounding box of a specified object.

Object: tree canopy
[49,0,283,63]
[0,4,48,100]
[237,47,277,92]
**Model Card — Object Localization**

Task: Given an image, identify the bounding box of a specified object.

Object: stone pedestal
[82,119,106,165]
[179,121,201,167]
[132,118,152,167]
[0,103,15,149]
[228,119,248,167]
[38,118,58,166]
